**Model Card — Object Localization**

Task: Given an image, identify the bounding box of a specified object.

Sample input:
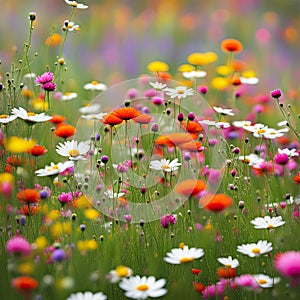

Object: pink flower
[35,72,54,84]
[202,283,225,298]
[274,153,289,165]
[6,236,32,257]
[160,214,177,229]
[235,274,259,290]
[275,251,300,278]
[58,192,73,205]
[42,82,56,91]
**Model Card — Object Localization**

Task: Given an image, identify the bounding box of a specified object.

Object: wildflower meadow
[1,0,300,299]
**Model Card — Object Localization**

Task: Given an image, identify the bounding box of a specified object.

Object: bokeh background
[1,0,300,91]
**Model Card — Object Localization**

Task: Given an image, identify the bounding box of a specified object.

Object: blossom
[221,38,243,53]
[274,251,300,278]
[84,81,107,91]
[28,145,48,156]
[213,106,235,116]
[164,245,204,264]
[0,114,17,124]
[160,214,177,228]
[235,274,259,290]
[112,107,140,120]
[108,266,133,283]
[147,61,169,73]
[182,70,207,79]
[12,107,52,123]
[232,120,252,128]
[217,256,239,268]
[64,0,88,9]
[54,124,76,139]
[56,140,90,161]
[200,194,233,212]
[238,153,264,166]
[164,86,194,99]
[174,179,206,196]
[52,249,66,262]
[58,192,73,205]
[35,72,54,84]
[62,21,80,32]
[35,161,74,177]
[237,240,272,257]
[6,236,32,257]
[5,137,36,153]
[17,189,40,204]
[270,89,282,99]
[149,158,181,172]
[11,276,38,293]
[79,104,101,114]
[149,81,166,90]
[278,148,299,158]
[250,216,285,229]
[66,292,107,300]
[42,81,56,91]
[252,274,280,288]
[119,275,167,299]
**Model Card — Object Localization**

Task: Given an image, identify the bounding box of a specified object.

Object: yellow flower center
[177,89,185,94]
[0,114,8,118]
[257,129,266,134]
[69,149,80,157]
[180,257,194,263]
[258,279,267,284]
[267,224,273,229]
[116,266,129,277]
[91,81,98,85]
[179,243,185,249]
[251,248,261,254]
[225,264,232,267]
[161,165,170,171]
[52,165,59,170]
[27,112,36,117]
[71,1,78,7]
[64,92,72,96]
[136,284,149,291]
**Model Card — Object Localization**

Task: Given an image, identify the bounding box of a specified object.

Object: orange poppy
[45,33,62,47]
[177,141,202,152]
[194,282,206,293]
[221,38,243,53]
[200,193,233,212]
[19,205,40,216]
[28,145,48,156]
[231,60,246,72]
[294,172,300,184]
[175,179,206,196]
[217,267,236,278]
[7,156,22,166]
[132,114,153,124]
[16,189,40,204]
[11,276,38,292]
[158,72,172,82]
[182,121,203,135]
[50,114,66,124]
[155,132,197,147]
[54,124,76,139]
[231,76,242,86]
[102,114,123,126]
[277,136,290,145]
[112,107,141,120]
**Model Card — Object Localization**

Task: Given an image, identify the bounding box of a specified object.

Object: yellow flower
[216,65,232,76]
[35,236,48,251]
[187,51,218,65]
[87,239,98,250]
[84,208,100,220]
[211,77,229,90]
[177,64,195,72]
[31,98,48,111]
[5,137,36,153]
[147,61,169,73]
[242,70,257,78]
[74,195,92,209]
[51,222,72,238]
[46,210,60,221]
[0,173,13,186]
[18,262,35,275]
[77,239,98,252]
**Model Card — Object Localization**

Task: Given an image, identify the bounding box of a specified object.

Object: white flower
[66,291,107,300]
[12,107,52,123]
[164,86,194,99]
[56,140,90,161]
[84,81,107,91]
[240,77,259,85]
[213,106,235,116]
[24,73,36,80]
[164,245,204,264]
[238,154,264,166]
[0,114,17,124]
[79,104,101,114]
[64,0,88,9]
[217,256,239,268]
[250,216,285,229]
[62,20,80,32]
[182,70,207,79]
[198,120,230,129]
[61,92,78,101]
[232,120,252,128]
[237,240,272,257]
[81,113,107,121]
[119,275,167,299]
[108,266,133,283]
[263,127,289,139]
[277,120,288,127]
[149,158,181,172]
[149,81,166,90]
[278,148,299,158]
[252,274,280,288]
[104,190,125,199]
[35,161,74,177]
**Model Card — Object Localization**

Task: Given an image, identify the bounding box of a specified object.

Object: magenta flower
[35,72,54,85]
[42,82,56,91]
[275,251,300,278]
[235,274,259,290]
[58,192,73,205]
[270,89,282,99]
[6,236,32,257]
[274,153,289,165]
[160,214,177,229]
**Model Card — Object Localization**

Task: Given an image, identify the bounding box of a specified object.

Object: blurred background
[1,0,300,92]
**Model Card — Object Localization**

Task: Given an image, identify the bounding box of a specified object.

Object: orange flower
[158,72,172,82]
[294,172,300,184]
[217,267,236,278]
[7,156,22,166]
[11,276,38,292]
[19,205,40,216]
[221,38,243,53]
[102,113,123,126]
[177,141,202,152]
[192,268,202,275]
[155,132,197,147]
[182,121,203,135]
[175,179,206,196]
[54,124,76,139]
[200,193,233,212]
[132,114,153,124]
[231,60,246,72]
[45,33,62,46]
[231,76,242,86]
[194,282,206,293]
[28,145,48,156]
[112,107,141,120]
[17,189,40,204]
[50,114,66,124]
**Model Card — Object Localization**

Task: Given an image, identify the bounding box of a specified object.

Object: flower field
[1,0,300,299]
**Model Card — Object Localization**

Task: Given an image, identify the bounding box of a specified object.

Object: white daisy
[108,265,133,283]
[252,274,280,288]
[84,81,107,91]
[238,154,265,166]
[62,21,80,32]
[232,120,252,128]
[250,216,285,229]
[217,256,239,268]
[24,73,36,80]
[61,92,78,101]
[198,120,230,129]
[213,106,235,116]
[35,161,74,177]
[182,70,207,79]
[79,104,101,114]
[278,148,299,158]
[66,291,107,300]
[56,140,90,161]
[81,113,107,121]
[240,77,259,85]
[277,120,288,127]
[12,107,52,123]
[237,240,272,257]
[164,245,204,264]
[149,158,181,172]
[0,114,17,124]
[263,127,289,139]
[64,0,88,9]
[164,86,194,99]
[149,81,166,90]
[104,190,125,199]
[119,275,167,299]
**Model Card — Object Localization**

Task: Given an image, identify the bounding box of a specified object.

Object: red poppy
[294,172,300,184]
[28,145,48,156]
[221,38,243,53]
[102,113,123,126]
[50,114,66,124]
[158,72,172,82]
[217,267,236,278]
[155,132,197,147]
[175,179,206,196]
[11,276,38,292]
[132,114,153,124]
[194,282,206,293]
[16,189,40,204]
[178,141,202,152]
[7,156,22,166]
[112,107,141,120]
[231,76,242,86]
[200,193,233,212]
[192,268,202,275]
[54,124,76,139]
[182,121,203,135]
[19,205,40,216]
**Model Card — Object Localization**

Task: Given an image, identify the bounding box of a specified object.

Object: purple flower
[270,89,282,99]
[58,192,73,205]
[161,214,177,228]
[274,153,289,165]
[51,249,66,262]
[124,214,132,223]
[35,72,54,85]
